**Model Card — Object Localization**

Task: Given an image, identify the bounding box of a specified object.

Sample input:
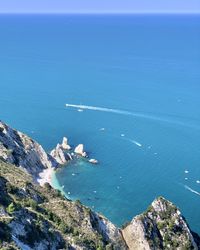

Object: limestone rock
[122,197,199,250]
[91,213,127,249]
[89,158,98,164]
[61,137,71,150]
[0,121,57,181]
[0,161,127,249]
[50,143,71,165]
[1,120,200,250]
[74,144,87,157]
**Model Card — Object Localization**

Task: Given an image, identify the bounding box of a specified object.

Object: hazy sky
[0,0,200,14]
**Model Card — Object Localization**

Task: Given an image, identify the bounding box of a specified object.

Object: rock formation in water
[0,121,200,250]
[50,142,72,165]
[61,137,71,150]
[89,159,98,164]
[74,144,87,157]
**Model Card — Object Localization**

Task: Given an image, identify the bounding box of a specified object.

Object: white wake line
[65,103,199,129]
[185,185,200,196]
[66,104,133,116]
[128,139,142,147]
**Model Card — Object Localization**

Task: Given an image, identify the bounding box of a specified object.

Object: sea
[0,14,200,233]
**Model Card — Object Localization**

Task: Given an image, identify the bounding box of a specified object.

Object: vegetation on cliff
[0,121,200,250]
[0,160,125,250]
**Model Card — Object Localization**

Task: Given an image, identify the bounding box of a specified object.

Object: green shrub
[157,221,165,230]
[6,202,15,214]
[29,199,38,210]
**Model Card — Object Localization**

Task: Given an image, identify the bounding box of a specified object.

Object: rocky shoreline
[1,120,200,250]
[0,120,98,188]
[43,137,99,187]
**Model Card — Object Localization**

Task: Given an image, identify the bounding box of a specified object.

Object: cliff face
[122,197,200,250]
[0,160,126,250]
[0,121,199,250]
[0,121,57,180]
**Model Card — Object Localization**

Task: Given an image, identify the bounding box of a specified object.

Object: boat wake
[184,185,200,196]
[65,103,199,129]
[129,139,142,147]
[66,103,133,116]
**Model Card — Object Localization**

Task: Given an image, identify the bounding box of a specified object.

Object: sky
[0,0,200,14]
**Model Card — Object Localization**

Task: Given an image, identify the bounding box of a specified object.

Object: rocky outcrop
[74,144,87,157]
[50,137,72,165]
[122,197,199,250]
[91,213,127,249]
[50,143,70,165]
[61,137,71,150]
[0,160,126,250]
[0,121,57,180]
[1,121,200,250]
[89,159,98,164]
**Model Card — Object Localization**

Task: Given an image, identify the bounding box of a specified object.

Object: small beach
[38,167,55,186]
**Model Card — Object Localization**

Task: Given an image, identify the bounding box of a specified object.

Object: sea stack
[61,137,71,150]
[89,159,98,164]
[74,144,87,157]
[50,144,70,165]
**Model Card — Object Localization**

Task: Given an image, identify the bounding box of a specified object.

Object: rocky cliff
[0,121,199,250]
[0,121,57,180]
[0,160,126,250]
[122,197,200,250]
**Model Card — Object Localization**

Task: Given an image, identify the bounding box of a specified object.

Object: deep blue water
[0,14,200,233]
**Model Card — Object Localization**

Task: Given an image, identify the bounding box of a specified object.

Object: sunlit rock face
[0,121,57,179]
[122,197,199,250]
[74,144,87,157]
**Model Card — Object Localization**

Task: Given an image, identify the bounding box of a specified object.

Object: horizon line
[0,12,200,15]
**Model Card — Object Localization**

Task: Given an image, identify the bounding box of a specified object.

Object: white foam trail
[185,185,200,196]
[121,136,142,147]
[66,103,132,116]
[65,103,200,129]
[129,139,142,147]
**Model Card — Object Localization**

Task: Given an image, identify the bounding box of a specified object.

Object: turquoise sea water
[0,14,200,233]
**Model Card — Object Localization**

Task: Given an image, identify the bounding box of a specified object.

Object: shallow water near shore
[0,14,200,233]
